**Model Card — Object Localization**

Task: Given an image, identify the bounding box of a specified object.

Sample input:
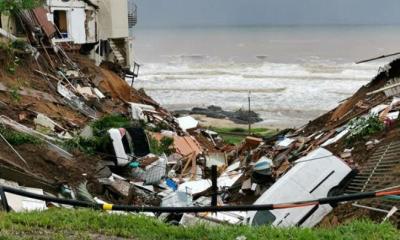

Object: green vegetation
[64,115,176,156]
[146,121,171,133]
[211,127,277,145]
[5,56,20,75]
[62,135,108,155]
[9,86,21,102]
[0,126,42,145]
[0,1,41,73]
[346,115,385,145]
[0,209,398,239]
[63,115,133,154]
[0,42,21,75]
[0,0,41,13]
[91,115,132,136]
[148,136,174,155]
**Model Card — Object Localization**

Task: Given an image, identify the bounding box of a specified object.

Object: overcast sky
[135,0,400,27]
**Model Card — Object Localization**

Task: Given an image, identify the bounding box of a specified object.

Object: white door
[69,8,86,44]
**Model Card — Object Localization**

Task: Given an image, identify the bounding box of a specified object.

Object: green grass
[0,126,42,146]
[0,209,397,240]
[219,135,244,145]
[210,127,278,145]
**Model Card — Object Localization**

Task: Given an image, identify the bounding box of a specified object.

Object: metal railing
[0,185,398,213]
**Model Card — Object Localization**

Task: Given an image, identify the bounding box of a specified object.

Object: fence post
[0,187,10,212]
[211,165,218,209]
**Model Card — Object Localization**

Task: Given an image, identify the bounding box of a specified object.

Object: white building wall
[126,37,135,69]
[69,8,86,44]
[47,0,98,44]
[85,10,97,43]
[98,0,129,40]
[46,0,86,8]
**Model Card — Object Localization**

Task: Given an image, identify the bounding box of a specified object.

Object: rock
[207,105,223,112]
[174,105,263,124]
[110,179,132,198]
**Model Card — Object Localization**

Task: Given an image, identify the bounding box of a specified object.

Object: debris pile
[0,1,399,229]
[0,1,251,224]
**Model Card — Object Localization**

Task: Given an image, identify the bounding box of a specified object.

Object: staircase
[109,40,126,66]
[128,0,138,28]
[346,141,400,194]
[345,140,400,222]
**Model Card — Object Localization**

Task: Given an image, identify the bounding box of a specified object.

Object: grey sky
[135,0,400,27]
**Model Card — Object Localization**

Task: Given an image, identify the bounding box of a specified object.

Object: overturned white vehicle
[246,148,352,227]
[107,127,150,166]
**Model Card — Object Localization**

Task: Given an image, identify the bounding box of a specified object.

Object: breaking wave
[139,61,379,81]
[134,60,381,127]
[141,87,287,93]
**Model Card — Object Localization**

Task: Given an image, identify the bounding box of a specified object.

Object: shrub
[91,115,132,136]
[0,0,41,14]
[0,42,21,74]
[62,135,109,155]
[148,136,174,155]
[63,115,133,155]
[346,115,385,144]
[9,86,21,102]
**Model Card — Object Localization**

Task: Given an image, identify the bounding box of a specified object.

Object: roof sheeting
[32,8,56,38]
[173,135,202,157]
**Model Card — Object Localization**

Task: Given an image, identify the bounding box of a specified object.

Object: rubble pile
[0,2,399,229]
[0,1,251,223]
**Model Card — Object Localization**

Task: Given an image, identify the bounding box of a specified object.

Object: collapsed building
[0,0,399,229]
[1,0,138,76]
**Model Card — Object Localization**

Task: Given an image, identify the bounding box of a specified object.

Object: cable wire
[0,185,398,213]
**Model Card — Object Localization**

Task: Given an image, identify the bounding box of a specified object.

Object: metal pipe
[352,203,389,213]
[0,185,398,213]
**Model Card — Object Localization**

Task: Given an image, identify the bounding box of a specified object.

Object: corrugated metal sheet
[32,8,56,38]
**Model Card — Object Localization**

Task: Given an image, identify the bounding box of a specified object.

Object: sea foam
[134,60,380,127]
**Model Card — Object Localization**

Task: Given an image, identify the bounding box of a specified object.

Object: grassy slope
[0,209,398,240]
[210,127,278,145]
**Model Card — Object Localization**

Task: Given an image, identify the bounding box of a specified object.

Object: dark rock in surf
[174,105,263,124]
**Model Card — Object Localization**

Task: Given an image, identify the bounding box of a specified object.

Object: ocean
[132,25,400,128]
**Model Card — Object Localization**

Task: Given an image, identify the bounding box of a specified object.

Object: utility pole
[248,91,251,135]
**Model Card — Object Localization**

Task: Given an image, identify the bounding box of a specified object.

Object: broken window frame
[52,9,70,40]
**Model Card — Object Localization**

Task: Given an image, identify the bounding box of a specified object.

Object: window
[53,10,68,38]
[252,211,276,226]
[122,131,134,155]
